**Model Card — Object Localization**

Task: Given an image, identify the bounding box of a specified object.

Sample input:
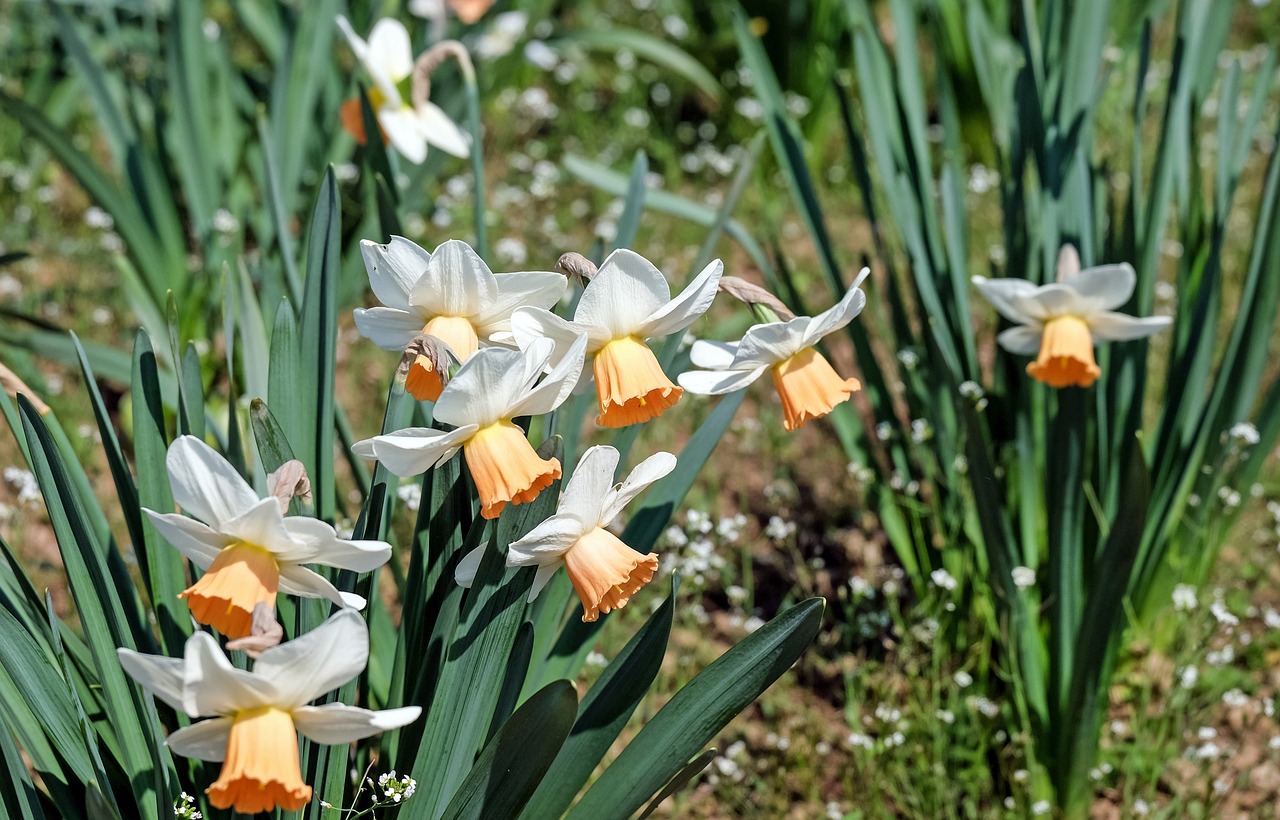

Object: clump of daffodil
[973,248,1172,388]
[511,250,723,428]
[353,237,567,402]
[679,270,870,432]
[118,610,420,814]
[145,437,391,638]
[457,445,675,621]
[353,335,586,519]
[336,16,469,163]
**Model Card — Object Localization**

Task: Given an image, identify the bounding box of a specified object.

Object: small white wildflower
[397,482,422,512]
[897,349,920,369]
[954,670,974,689]
[1210,601,1239,627]
[3,467,40,505]
[1172,584,1197,611]
[1133,799,1150,816]
[849,576,874,600]
[765,516,796,541]
[664,526,688,547]
[875,421,894,441]
[847,732,873,749]
[1223,689,1249,708]
[212,209,239,234]
[1031,800,1050,815]
[1194,742,1222,759]
[1012,566,1036,590]
[935,709,955,724]
[1198,727,1218,740]
[585,651,607,668]
[930,568,958,591]
[84,206,114,230]
[825,801,842,820]
[493,237,528,266]
[910,419,933,443]
[1269,736,1280,750]
[1227,422,1261,446]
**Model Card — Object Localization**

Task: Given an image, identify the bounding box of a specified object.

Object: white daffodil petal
[410,239,497,318]
[1011,284,1081,321]
[117,648,187,711]
[474,272,568,336]
[996,325,1043,355]
[184,632,278,717]
[433,346,529,427]
[688,339,739,369]
[278,564,367,611]
[359,236,431,312]
[575,249,672,336]
[635,259,723,339]
[418,101,471,158]
[379,106,428,165]
[676,366,767,396]
[1068,263,1136,313]
[734,319,808,366]
[600,451,677,526]
[166,718,232,762]
[277,517,391,571]
[510,307,601,364]
[556,445,619,527]
[972,276,1041,324]
[254,610,368,709]
[1087,311,1173,341]
[366,19,414,85]
[454,545,486,588]
[354,307,424,350]
[507,514,586,564]
[352,426,474,477]
[799,275,868,348]
[143,510,230,570]
[337,16,401,104]
[221,497,294,557]
[293,704,421,744]
[508,333,588,418]
[527,563,559,602]
[166,436,259,529]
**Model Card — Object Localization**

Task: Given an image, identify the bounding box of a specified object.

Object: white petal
[1011,284,1082,321]
[635,259,724,339]
[677,366,767,396]
[221,496,295,557]
[510,307,601,365]
[1087,311,1172,341]
[366,19,414,84]
[278,517,391,571]
[734,320,807,366]
[360,236,431,312]
[353,307,425,350]
[379,106,428,165]
[336,16,401,105]
[143,510,230,570]
[410,239,496,319]
[972,276,1040,324]
[184,632,278,717]
[418,101,470,158]
[688,339,739,369]
[254,610,368,709]
[278,564,367,611]
[454,545,486,588]
[433,346,530,427]
[166,436,258,530]
[507,514,586,565]
[293,704,421,744]
[575,249,671,336]
[799,273,869,348]
[352,426,473,477]
[1068,264,1137,312]
[600,451,677,526]
[526,564,559,602]
[996,325,1043,355]
[117,648,186,711]
[473,273,569,337]
[165,718,231,762]
[508,332,588,418]
[556,445,618,526]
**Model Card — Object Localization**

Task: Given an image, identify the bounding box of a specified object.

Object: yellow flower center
[179,543,279,639]
[1026,316,1100,388]
[770,347,861,432]
[592,336,682,428]
[562,527,659,623]
[463,421,561,519]
[405,315,481,402]
[207,706,311,814]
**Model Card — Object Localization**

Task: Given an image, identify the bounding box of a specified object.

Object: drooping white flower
[511,250,722,427]
[145,437,390,638]
[118,610,419,815]
[353,335,586,519]
[457,444,675,621]
[336,16,469,163]
[678,270,869,431]
[353,238,567,401]
[972,263,1172,388]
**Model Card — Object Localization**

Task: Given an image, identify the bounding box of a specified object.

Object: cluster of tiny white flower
[376,771,417,804]
[172,792,203,820]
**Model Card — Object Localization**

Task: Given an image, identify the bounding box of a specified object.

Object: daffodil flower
[511,250,723,428]
[336,16,469,163]
[972,264,1172,388]
[353,335,587,519]
[457,445,675,621]
[145,437,391,638]
[677,270,869,432]
[118,610,420,814]
[353,238,568,402]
